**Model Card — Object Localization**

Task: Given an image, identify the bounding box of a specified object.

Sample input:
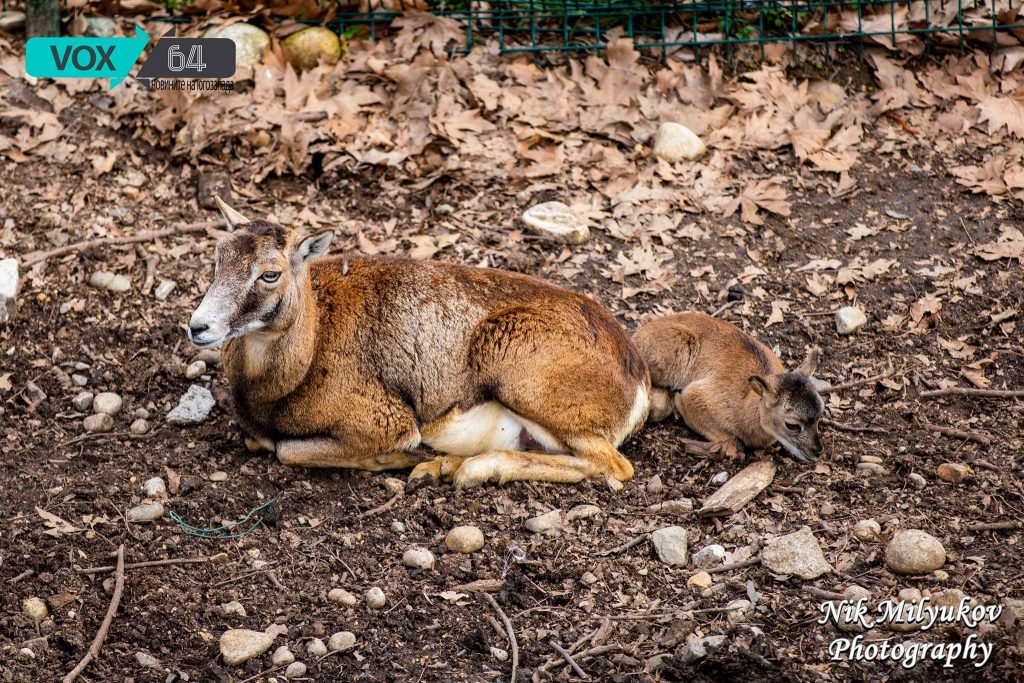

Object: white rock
[692,544,726,568]
[835,306,867,335]
[143,477,166,499]
[185,360,207,380]
[403,547,435,570]
[0,258,19,322]
[853,519,881,542]
[885,530,946,575]
[167,385,216,425]
[382,477,405,495]
[327,631,356,652]
[650,526,688,566]
[154,279,176,301]
[653,121,706,163]
[72,374,88,387]
[525,509,562,535]
[365,586,386,609]
[645,474,664,494]
[445,526,485,553]
[126,502,164,522]
[762,526,832,579]
[272,645,295,666]
[285,661,307,678]
[490,646,509,661]
[72,391,94,411]
[130,418,150,435]
[84,16,116,38]
[220,600,246,617]
[521,202,589,244]
[89,271,131,293]
[565,504,602,522]
[83,413,113,433]
[306,638,328,657]
[678,634,706,663]
[0,11,26,32]
[19,647,35,660]
[93,392,123,416]
[135,651,160,668]
[22,597,48,622]
[219,628,274,665]
[726,598,753,624]
[710,471,728,485]
[391,521,405,533]
[907,473,927,489]
[327,588,358,607]
[210,23,270,70]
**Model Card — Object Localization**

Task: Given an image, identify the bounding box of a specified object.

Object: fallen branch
[483,593,518,683]
[550,640,588,679]
[966,521,1023,532]
[918,420,992,447]
[358,491,403,518]
[599,532,650,557]
[821,366,897,394]
[920,387,1024,399]
[706,556,762,575]
[23,222,217,268]
[820,418,888,435]
[77,555,212,575]
[63,544,125,683]
[61,432,155,449]
[802,586,846,601]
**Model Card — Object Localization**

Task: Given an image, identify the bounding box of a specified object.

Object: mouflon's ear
[214,196,250,231]
[796,346,820,377]
[749,375,770,396]
[292,231,334,268]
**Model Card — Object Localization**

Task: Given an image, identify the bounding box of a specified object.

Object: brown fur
[633,312,824,462]
[189,201,650,488]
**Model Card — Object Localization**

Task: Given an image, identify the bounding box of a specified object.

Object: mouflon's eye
[260,271,281,283]
[785,421,801,432]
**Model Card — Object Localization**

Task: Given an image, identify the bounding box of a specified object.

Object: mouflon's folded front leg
[275,437,421,470]
[673,382,743,460]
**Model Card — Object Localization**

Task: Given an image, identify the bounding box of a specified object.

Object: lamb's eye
[785,421,802,432]
[260,271,281,283]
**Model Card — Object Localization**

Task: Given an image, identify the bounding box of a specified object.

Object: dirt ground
[2,50,1024,683]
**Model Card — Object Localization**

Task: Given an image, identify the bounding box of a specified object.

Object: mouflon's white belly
[422,402,564,456]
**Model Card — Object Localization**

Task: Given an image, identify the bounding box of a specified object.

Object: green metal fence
[330,0,1024,57]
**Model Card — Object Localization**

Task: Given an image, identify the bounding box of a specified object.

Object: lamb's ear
[796,347,820,377]
[292,231,334,268]
[214,196,249,231]
[749,375,770,396]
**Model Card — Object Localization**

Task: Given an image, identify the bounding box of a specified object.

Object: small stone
[284,661,307,679]
[130,418,150,435]
[272,646,295,666]
[219,628,274,665]
[888,588,927,632]
[209,471,228,482]
[382,477,404,495]
[726,599,753,624]
[445,526,485,553]
[402,547,435,570]
[167,385,216,425]
[211,23,271,70]
[490,646,509,661]
[365,586,386,609]
[652,121,706,162]
[692,544,726,568]
[390,521,405,533]
[19,648,35,660]
[606,477,624,493]
[853,519,882,542]
[436,203,455,216]
[762,526,832,579]
[710,471,728,485]
[524,509,562,535]
[835,306,867,335]
[89,271,131,293]
[933,570,950,581]
[83,413,113,433]
[936,463,973,484]
[154,279,176,301]
[0,11,26,32]
[327,588,358,607]
[135,651,160,668]
[135,407,151,419]
[84,16,116,37]
[688,571,713,589]
[650,526,688,566]
[521,202,589,244]
[126,502,164,523]
[646,474,665,494]
[645,499,694,515]
[0,258,19,322]
[220,600,246,617]
[327,631,356,652]
[678,633,707,663]
[857,462,889,476]
[283,26,342,70]
[581,571,599,585]
[565,504,602,521]
[72,374,88,387]
[185,360,207,380]
[306,638,328,657]
[860,455,884,464]
[22,597,48,622]
[908,473,927,489]
[844,585,871,601]
[885,530,946,575]
[820,501,835,516]
[72,391,94,411]
[93,392,123,416]
[143,476,166,499]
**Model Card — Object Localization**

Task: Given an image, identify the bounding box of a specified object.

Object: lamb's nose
[189,322,209,339]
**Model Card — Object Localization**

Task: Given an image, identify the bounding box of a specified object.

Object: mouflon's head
[748,348,824,462]
[187,198,333,348]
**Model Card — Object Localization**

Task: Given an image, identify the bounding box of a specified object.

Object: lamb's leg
[673,384,743,460]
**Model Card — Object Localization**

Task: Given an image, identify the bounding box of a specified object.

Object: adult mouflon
[633,312,823,462]
[188,198,651,488]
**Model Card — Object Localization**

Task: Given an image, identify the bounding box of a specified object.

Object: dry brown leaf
[976,88,1024,139]
[973,225,1024,260]
[36,506,82,537]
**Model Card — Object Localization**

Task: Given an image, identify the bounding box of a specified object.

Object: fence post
[26,0,60,37]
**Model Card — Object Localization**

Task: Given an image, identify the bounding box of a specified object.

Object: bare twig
[60,432,155,449]
[820,418,888,435]
[77,555,212,575]
[23,222,217,268]
[63,544,125,683]
[802,586,846,601]
[483,593,518,683]
[550,640,588,679]
[358,491,403,518]
[705,556,762,575]
[917,419,992,447]
[820,366,897,394]
[238,663,288,683]
[966,521,1024,532]
[599,532,650,557]
[920,387,1024,399]
[9,569,34,584]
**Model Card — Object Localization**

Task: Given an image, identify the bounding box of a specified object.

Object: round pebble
[445,525,485,554]
[306,638,327,657]
[285,661,307,679]
[328,588,358,607]
[272,645,295,666]
[365,586,386,609]
[907,473,927,489]
[72,391,94,411]
[126,502,165,523]
[131,419,150,435]
[936,463,973,484]
[22,597,48,622]
[143,476,166,498]
[885,529,946,575]
[93,392,122,416]
[328,631,356,652]
[185,360,207,379]
[853,519,881,542]
[403,547,435,570]
[83,413,113,433]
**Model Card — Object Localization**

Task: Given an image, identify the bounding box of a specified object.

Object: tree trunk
[26,0,60,37]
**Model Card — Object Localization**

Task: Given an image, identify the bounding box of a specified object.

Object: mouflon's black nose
[189,323,209,339]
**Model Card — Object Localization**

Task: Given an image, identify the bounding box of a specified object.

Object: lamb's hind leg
[673,384,742,460]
